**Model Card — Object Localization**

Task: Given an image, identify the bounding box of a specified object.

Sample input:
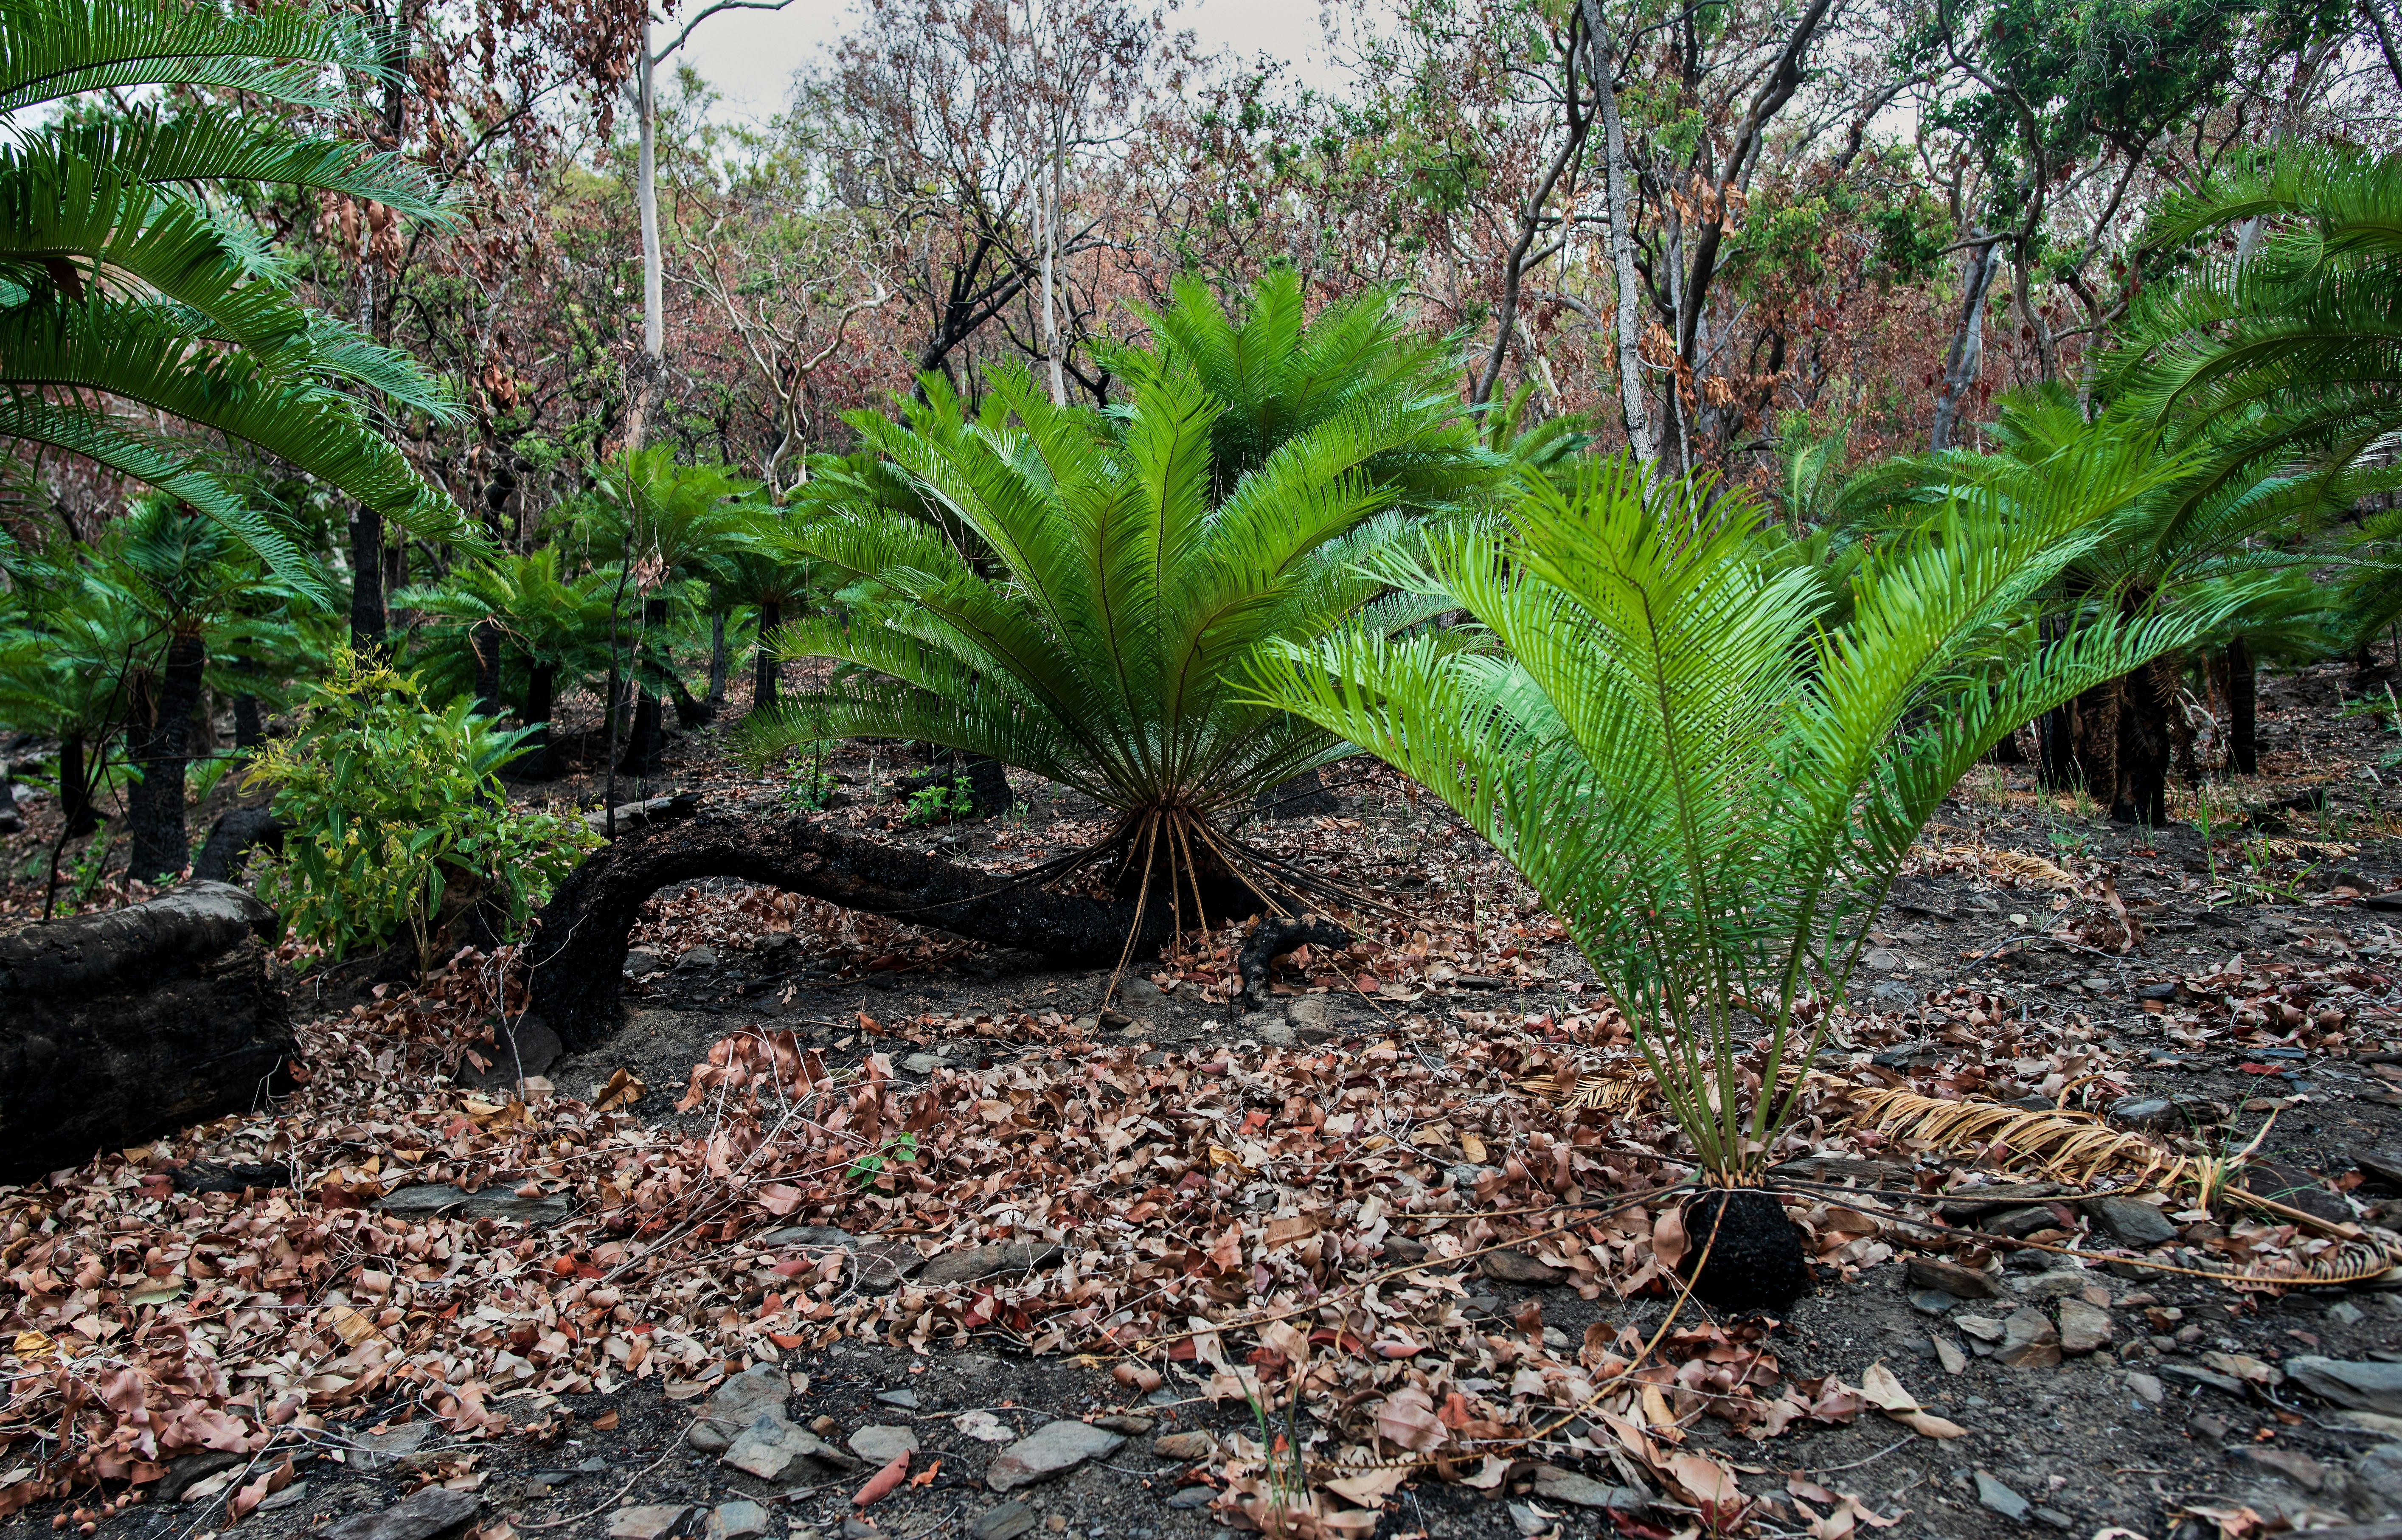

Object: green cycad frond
[752,282,1497,929]
[2141,139,2402,269]
[0,0,387,113]
[1257,449,2230,1180]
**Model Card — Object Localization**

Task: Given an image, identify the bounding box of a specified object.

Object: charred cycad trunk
[1681,1189,1809,1310]
[2112,656,2181,827]
[707,610,729,708]
[1253,765,1341,819]
[349,507,386,649]
[507,661,559,781]
[125,631,206,881]
[753,599,782,714]
[59,736,101,838]
[2226,635,2256,775]
[471,618,505,719]
[618,597,671,776]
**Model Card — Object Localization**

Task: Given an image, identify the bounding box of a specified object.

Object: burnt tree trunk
[126,631,207,881]
[753,599,781,714]
[192,805,287,882]
[506,661,559,781]
[617,598,670,776]
[349,507,386,650]
[0,881,294,1183]
[707,610,729,708]
[1254,766,1340,820]
[2113,657,2178,827]
[232,694,264,750]
[524,810,1169,1046]
[2227,635,2257,776]
[59,735,100,838]
[893,752,1019,818]
[471,618,505,719]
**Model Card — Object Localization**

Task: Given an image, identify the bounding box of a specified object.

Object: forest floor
[5,659,2402,1540]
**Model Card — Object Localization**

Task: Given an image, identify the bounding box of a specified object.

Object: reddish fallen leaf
[769,1332,805,1349]
[908,1460,940,1487]
[854,1450,909,1507]
[590,1411,619,1431]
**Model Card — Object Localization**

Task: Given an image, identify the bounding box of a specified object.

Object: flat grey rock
[902,1053,952,1075]
[623,950,666,979]
[688,1364,790,1454]
[259,1480,312,1512]
[721,1414,860,1480]
[2357,1149,2402,1189]
[2058,1298,2113,1356]
[605,1509,688,1540]
[345,1422,433,1474]
[921,1241,1064,1288]
[2016,1269,2098,1299]
[707,1501,772,1540]
[2352,1443,2402,1517]
[675,945,720,971]
[2127,1372,2164,1405]
[760,1225,855,1250]
[1907,1256,1999,1299]
[986,1420,1127,1492]
[972,1501,1039,1540]
[2085,1195,2179,1248]
[2287,1357,2402,1416]
[1530,1466,1651,1509]
[1997,1307,2062,1369]
[1251,1020,1296,1046]
[876,1388,921,1410]
[1165,1488,1216,1510]
[1974,1471,2031,1522]
[320,1486,482,1540]
[848,1425,919,1464]
[376,1184,569,1225]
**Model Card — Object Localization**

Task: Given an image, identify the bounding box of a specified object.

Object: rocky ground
[7,660,2402,1540]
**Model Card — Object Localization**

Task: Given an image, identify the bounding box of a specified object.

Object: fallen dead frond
[1943,845,2079,890]
[1844,1085,2177,1185]
[1521,1070,1650,1115]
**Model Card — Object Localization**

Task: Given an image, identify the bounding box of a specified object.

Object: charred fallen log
[0,882,295,1184]
[523,811,1172,1047]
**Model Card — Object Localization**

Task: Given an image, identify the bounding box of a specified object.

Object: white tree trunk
[1580,0,1655,466]
[625,22,665,451]
[1043,111,1065,405]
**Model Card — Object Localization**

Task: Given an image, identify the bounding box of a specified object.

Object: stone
[376,1184,570,1225]
[1934,1336,1968,1375]
[2242,1447,2326,1489]
[1910,1290,1958,1315]
[1165,1489,1215,1510]
[902,1054,952,1075]
[921,1241,1065,1288]
[346,1422,434,1474]
[1997,1307,2063,1369]
[676,945,720,971]
[722,1414,862,1480]
[1530,1467,1652,1509]
[876,1388,921,1410]
[1152,1431,1216,1461]
[956,1410,1014,1443]
[2128,1372,2165,1405]
[259,1481,312,1512]
[851,1239,927,1292]
[1907,1256,2000,1298]
[708,1502,773,1540]
[2017,1269,2099,1300]
[849,1425,919,1465]
[1250,1019,1296,1047]
[2332,1301,2367,1326]
[2352,1443,2402,1517]
[760,1225,856,1251]
[1973,1471,2031,1522]
[1478,1248,1565,1286]
[985,1420,1127,1493]
[2242,1160,2354,1224]
[1986,1204,2064,1239]
[1095,1414,1152,1435]
[2286,1357,2402,1416]
[2161,1363,2248,1398]
[623,950,667,979]
[2107,1096,2178,1131]
[321,1488,484,1540]
[1955,1314,2005,1345]
[689,1364,792,1453]
[2357,1149,2402,1189]
[1507,1501,1554,1537]
[606,1512,688,1540]
[2058,1298,2114,1356]
[971,1502,1039,1540]
[156,1452,241,1503]
[2085,1196,2180,1248]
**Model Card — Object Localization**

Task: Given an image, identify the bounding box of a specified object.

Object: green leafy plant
[848,1131,917,1189]
[243,651,601,970]
[904,773,972,826]
[745,273,1497,930]
[0,0,472,587]
[1255,448,2235,1186]
[778,751,839,814]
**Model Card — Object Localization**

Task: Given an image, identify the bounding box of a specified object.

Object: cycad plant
[395,548,616,778]
[1254,448,2234,1292]
[0,0,468,585]
[748,279,1492,935]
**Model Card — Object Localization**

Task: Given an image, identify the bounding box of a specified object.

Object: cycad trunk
[2226,635,2257,775]
[59,736,100,838]
[471,618,505,719]
[707,610,729,707]
[753,599,781,713]
[508,660,558,781]
[617,597,669,777]
[232,694,264,750]
[349,508,386,649]
[126,631,207,881]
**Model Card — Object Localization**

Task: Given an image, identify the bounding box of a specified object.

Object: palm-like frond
[1256,448,2235,1181]
[0,0,389,113]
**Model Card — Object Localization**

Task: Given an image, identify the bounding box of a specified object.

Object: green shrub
[243,652,601,969]
[904,774,972,826]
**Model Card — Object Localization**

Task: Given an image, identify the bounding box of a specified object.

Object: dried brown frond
[1941,844,2079,890]
[1523,1071,1651,1115]
[1844,1085,2177,1185]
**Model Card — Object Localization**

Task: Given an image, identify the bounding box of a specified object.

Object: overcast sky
[672,0,1356,123]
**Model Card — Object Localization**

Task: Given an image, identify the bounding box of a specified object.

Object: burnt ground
[9,658,2402,1540]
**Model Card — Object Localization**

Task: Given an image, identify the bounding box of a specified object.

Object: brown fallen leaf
[854,1450,909,1507]
[1859,1361,1967,1438]
[595,1068,645,1112]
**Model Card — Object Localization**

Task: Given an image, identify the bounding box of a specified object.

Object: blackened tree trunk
[707,610,729,708]
[0,880,292,1183]
[2114,658,2177,827]
[471,618,505,719]
[59,735,100,838]
[126,631,207,881]
[1986,725,2026,765]
[232,693,264,749]
[617,596,670,776]
[2036,703,2078,790]
[524,811,1170,1046]
[2226,635,2257,775]
[753,599,781,713]
[669,672,713,728]
[349,507,386,650]
[1254,766,1340,819]
[507,660,558,781]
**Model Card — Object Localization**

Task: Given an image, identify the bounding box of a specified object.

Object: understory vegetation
[2,0,2401,1534]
